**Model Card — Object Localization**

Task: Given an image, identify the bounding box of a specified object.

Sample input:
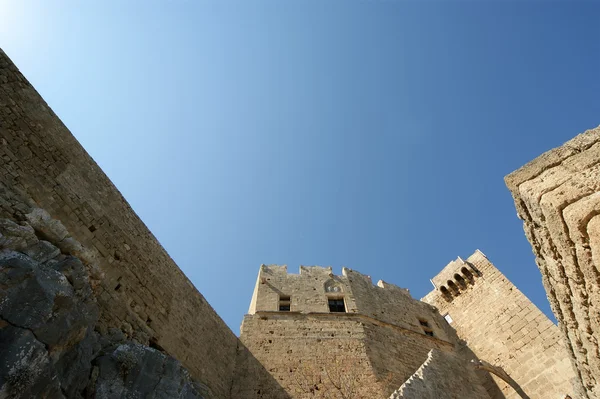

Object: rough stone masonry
[506,125,600,399]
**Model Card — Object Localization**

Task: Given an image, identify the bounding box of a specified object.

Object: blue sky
[1,0,598,332]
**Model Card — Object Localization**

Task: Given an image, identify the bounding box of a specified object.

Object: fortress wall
[344,268,452,342]
[505,126,600,399]
[0,48,239,397]
[389,349,492,399]
[362,321,454,395]
[235,313,385,399]
[423,251,576,399]
[242,265,471,398]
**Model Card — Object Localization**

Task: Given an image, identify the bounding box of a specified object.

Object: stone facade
[0,45,592,398]
[422,250,576,398]
[237,264,507,398]
[506,126,600,399]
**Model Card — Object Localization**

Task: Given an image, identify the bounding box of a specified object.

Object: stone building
[0,46,594,398]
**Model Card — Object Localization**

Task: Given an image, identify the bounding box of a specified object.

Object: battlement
[256,265,412,297]
[299,265,334,276]
[260,264,288,274]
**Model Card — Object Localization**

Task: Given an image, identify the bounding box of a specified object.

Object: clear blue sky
[1,0,598,332]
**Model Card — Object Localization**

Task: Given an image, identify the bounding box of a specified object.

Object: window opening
[454,273,467,289]
[328,298,346,313]
[461,267,475,284]
[419,318,434,337]
[440,286,452,301]
[447,280,460,295]
[279,295,291,311]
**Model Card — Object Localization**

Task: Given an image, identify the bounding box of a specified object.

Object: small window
[279,295,291,311]
[419,318,434,337]
[444,313,453,324]
[328,298,346,313]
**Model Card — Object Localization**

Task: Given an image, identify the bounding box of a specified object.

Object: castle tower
[234,264,495,398]
[422,250,576,398]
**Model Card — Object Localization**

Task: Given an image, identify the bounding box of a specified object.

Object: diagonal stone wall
[505,126,600,399]
[0,47,289,399]
[388,349,492,399]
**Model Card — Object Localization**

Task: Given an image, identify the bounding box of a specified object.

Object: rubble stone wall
[505,126,600,399]
[423,250,576,399]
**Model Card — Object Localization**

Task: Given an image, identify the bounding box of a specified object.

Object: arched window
[440,286,452,301]
[461,267,475,284]
[454,273,467,289]
[447,280,460,295]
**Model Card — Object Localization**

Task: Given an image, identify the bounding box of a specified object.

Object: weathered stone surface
[0,218,37,251]
[24,208,69,243]
[22,240,61,263]
[0,324,63,399]
[237,265,496,398]
[91,343,208,399]
[0,47,242,397]
[0,219,206,399]
[506,125,600,399]
[423,251,577,399]
[389,349,491,399]
[0,240,97,399]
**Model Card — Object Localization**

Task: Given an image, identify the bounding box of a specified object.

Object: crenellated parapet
[247,263,452,342]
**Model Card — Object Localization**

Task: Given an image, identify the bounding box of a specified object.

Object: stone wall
[505,125,600,399]
[248,265,360,314]
[423,250,576,399]
[0,47,285,398]
[235,313,383,398]
[389,349,492,399]
[249,264,452,342]
[240,264,497,398]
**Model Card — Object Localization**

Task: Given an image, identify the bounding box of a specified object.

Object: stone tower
[234,264,497,398]
[422,250,576,398]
